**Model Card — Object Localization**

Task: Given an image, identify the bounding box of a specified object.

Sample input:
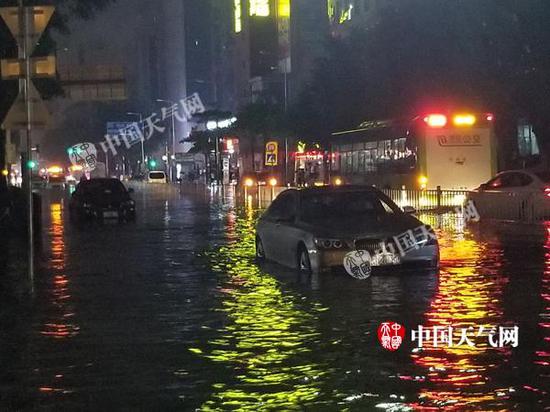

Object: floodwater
[1,184,549,410]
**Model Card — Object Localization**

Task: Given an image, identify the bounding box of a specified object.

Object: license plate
[103,211,118,219]
[370,252,401,267]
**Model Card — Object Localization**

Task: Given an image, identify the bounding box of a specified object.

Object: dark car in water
[69,178,136,223]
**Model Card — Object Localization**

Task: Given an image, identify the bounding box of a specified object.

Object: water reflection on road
[198,207,550,410]
[195,206,330,410]
[1,186,549,410]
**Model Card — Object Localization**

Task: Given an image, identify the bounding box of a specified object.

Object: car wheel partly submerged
[298,245,312,274]
[255,236,266,260]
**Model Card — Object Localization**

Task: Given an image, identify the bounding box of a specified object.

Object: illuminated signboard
[234,0,242,33]
[250,0,270,17]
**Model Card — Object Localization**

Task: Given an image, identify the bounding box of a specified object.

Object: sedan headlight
[414,225,438,247]
[314,238,348,250]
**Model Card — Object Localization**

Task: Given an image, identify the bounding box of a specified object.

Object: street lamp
[205,116,238,186]
[127,112,145,173]
[156,99,176,182]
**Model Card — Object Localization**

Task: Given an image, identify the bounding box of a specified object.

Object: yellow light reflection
[41,203,79,339]
[193,210,327,410]
[409,231,510,409]
[536,223,550,369]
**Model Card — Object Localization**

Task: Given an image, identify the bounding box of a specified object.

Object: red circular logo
[377,322,405,351]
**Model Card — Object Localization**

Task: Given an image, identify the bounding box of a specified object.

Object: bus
[330,112,497,190]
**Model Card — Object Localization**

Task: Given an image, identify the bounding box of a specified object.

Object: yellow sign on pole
[265,141,278,166]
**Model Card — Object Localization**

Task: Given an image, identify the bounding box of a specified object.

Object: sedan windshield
[301,191,395,223]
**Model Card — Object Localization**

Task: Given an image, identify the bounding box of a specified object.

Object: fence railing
[217,183,550,223]
[382,188,469,212]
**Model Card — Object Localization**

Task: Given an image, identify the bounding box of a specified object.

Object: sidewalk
[0,237,29,320]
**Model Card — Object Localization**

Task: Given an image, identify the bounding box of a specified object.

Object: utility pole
[1,3,55,287]
[156,99,176,181]
[127,112,145,172]
[18,0,34,289]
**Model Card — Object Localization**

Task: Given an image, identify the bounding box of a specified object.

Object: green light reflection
[194,209,329,411]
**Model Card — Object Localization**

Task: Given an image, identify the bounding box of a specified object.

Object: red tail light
[424,114,447,128]
[544,187,550,197]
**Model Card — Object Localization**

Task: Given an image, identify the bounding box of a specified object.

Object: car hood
[297,213,422,239]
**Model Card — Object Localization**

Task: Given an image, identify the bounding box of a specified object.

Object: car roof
[81,178,121,184]
[297,185,381,195]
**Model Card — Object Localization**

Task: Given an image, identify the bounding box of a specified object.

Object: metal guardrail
[199,183,550,223]
[235,184,469,212]
[382,188,469,211]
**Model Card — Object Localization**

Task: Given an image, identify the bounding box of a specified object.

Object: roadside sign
[0,6,55,53]
[1,82,50,129]
[107,122,136,136]
[265,141,278,166]
[1,55,57,80]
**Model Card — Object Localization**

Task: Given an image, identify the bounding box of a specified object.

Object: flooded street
[1,184,549,410]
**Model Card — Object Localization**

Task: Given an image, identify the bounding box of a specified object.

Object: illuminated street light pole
[126,112,145,172]
[156,99,176,182]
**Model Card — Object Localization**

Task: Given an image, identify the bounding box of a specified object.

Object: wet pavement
[1,184,549,410]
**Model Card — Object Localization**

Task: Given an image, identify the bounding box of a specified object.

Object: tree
[291,1,550,167]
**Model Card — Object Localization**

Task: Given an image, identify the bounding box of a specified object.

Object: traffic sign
[0,6,55,54]
[107,122,136,136]
[265,141,278,166]
[1,55,56,80]
[1,82,50,130]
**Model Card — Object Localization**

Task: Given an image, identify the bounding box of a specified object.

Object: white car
[148,171,167,184]
[256,186,439,275]
[468,170,550,220]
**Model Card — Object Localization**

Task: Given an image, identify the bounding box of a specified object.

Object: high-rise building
[224,0,329,110]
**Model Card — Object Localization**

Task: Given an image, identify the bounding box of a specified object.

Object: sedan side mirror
[402,206,416,214]
[128,188,135,194]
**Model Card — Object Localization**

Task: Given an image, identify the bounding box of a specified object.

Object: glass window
[300,190,394,223]
[265,192,296,220]
[352,152,359,173]
[487,173,532,188]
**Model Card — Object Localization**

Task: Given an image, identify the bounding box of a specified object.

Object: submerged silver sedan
[255,186,439,275]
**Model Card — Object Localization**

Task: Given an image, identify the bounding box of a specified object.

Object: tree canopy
[291,0,550,164]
